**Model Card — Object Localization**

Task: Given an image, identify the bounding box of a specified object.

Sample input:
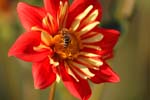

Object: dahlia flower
[8,0,120,100]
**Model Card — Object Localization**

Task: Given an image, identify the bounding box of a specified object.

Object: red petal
[99,28,120,50]
[43,0,68,34]
[85,28,119,59]
[44,0,67,17]
[32,58,56,89]
[99,28,120,59]
[90,62,120,83]
[8,31,52,62]
[59,61,91,100]
[66,0,102,28]
[82,28,120,50]
[17,2,46,31]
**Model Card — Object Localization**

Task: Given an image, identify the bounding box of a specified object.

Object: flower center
[53,29,80,60]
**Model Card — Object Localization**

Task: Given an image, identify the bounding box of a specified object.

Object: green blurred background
[0,0,149,100]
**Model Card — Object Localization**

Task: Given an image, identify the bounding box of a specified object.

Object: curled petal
[59,61,91,100]
[32,58,56,89]
[8,32,52,62]
[90,62,120,83]
[17,2,46,31]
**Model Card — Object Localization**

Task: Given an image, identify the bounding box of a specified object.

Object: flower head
[8,0,120,100]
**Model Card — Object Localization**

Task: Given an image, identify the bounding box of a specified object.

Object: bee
[62,32,71,48]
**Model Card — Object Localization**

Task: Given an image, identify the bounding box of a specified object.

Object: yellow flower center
[53,29,80,60]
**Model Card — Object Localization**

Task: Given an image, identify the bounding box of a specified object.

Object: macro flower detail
[8,0,120,100]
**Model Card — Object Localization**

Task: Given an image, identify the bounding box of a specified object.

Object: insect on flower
[8,0,120,100]
[62,30,72,48]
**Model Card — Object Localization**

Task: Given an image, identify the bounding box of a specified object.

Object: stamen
[79,21,100,36]
[83,45,102,51]
[81,32,98,39]
[70,19,80,31]
[41,32,52,46]
[80,68,95,77]
[76,5,93,20]
[71,61,95,78]
[42,13,55,33]
[50,57,59,66]
[56,74,61,83]
[33,43,50,52]
[70,5,93,31]
[79,52,100,57]
[67,64,79,82]
[59,1,68,28]
[82,9,99,25]
[82,33,103,43]
[76,58,99,70]
[31,26,46,32]
[80,57,103,67]
[69,61,95,79]
[42,16,49,26]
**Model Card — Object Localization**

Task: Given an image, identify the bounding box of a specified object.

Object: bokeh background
[0,0,149,100]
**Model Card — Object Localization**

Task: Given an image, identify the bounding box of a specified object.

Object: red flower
[8,0,120,100]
